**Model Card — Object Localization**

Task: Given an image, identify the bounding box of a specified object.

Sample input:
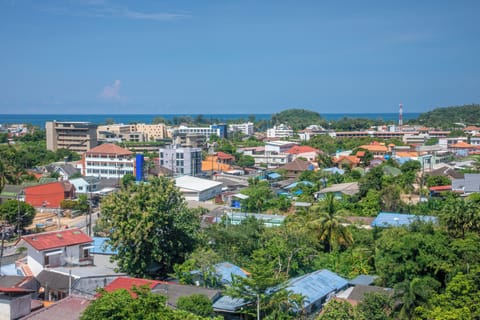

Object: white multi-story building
[229,122,254,136]
[83,143,135,179]
[159,145,202,176]
[173,124,228,139]
[267,124,294,138]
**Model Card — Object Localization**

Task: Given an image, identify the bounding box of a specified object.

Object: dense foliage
[81,287,217,320]
[271,109,323,130]
[97,177,201,278]
[0,200,35,229]
[415,104,480,129]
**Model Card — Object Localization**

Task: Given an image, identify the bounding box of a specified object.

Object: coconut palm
[309,192,353,252]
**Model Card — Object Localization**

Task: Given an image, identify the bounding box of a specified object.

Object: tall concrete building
[159,145,202,176]
[46,121,98,153]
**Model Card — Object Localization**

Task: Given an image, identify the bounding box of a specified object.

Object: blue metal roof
[91,237,117,255]
[212,269,348,313]
[371,212,438,228]
[284,269,348,310]
[267,172,282,179]
[349,275,378,286]
[212,295,247,312]
[322,167,345,175]
[284,181,314,190]
[214,262,249,285]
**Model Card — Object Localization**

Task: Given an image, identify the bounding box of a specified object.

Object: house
[451,173,480,195]
[286,145,321,162]
[371,212,438,228]
[357,142,389,158]
[0,185,25,204]
[46,164,80,181]
[332,155,361,169]
[69,177,99,194]
[315,182,359,200]
[225,212,286,228]
[18,229,94,276]
[20,295,91,320]
[336,285,393,306]
[202,152,234,173]
[0,287,35,319]
[174,176,223,201]
[103,277,221,308]
[213,269,348,317]
[277,159,315,178]
[23,182,75,208]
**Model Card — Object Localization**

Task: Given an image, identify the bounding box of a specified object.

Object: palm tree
[309,193,353,252]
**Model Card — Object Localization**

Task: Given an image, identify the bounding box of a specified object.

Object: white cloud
[101,80,124,101]
[41,1,188,21]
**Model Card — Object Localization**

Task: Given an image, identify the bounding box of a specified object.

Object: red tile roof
[86,143,133,156]
[287,145,319,155]
[103,277,167,297]
[429,185,452,191]
[216,151,235,160]
[449,141,475,148]
[21,228,92,251]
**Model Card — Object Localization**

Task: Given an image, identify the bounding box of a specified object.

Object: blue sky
[1,0,479,114]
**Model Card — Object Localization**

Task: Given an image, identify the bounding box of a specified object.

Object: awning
[45,250,63,256]
[233,193,249,200]
[82,246,95,250]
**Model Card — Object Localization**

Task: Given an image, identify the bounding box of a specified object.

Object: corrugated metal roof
[214,262,250,285]
[174,176,223,192]
[371,212,438,228]
[91,237,117,255]
[21,228,92,251]
[284,269,348,309]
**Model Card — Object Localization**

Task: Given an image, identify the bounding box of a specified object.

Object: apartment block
[46,121,98,153]
[229,122,254,136]
[159,145,202,176]
[83,143,135,179]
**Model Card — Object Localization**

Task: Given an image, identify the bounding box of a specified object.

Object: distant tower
[398,103,403,128]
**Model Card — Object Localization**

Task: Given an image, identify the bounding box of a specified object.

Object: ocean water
[0,113,421,128]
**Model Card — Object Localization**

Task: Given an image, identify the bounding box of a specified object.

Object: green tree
[98,177,200,278]
[358,166,384,197]
[241,178,275,212]
[227,249,302,319]
[318,299,356,320]
[177,294,215,317]
[417,270,480,320]
[439,196,480,238]
[356,292,394,320]
[206,215,265,266]
[81,286,215,320]
[76,194,90,214]
[309,193,353,253]
[236,154,255,168]
[173,248,221,288]
[120,173,136,188]
[394,277,440,319]
[0,200,35,230]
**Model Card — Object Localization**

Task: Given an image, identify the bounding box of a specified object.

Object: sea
[0,113,421,128]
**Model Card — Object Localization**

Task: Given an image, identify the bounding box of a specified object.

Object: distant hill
[271,109,323,130]
[416,104,480,128]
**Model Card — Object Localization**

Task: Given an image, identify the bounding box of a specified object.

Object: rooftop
[20,228,92,251]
